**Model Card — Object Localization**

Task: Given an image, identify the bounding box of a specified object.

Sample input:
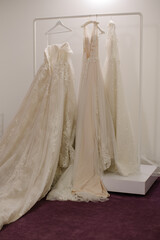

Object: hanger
[81,21,105,34]
[45,20,72,35]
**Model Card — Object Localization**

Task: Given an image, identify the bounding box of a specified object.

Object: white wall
[0,0,160,165]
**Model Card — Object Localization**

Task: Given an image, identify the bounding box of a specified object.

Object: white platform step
[102,164,158,195]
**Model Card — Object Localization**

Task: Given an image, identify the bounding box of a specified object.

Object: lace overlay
[0,42,76,230]
[104,21,139,175]
[72,22,115,201]
[47,23,115,202]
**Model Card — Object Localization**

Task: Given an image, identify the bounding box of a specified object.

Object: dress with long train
[0,42,76,230]
[104,21,139,176]
[47,22,117,202]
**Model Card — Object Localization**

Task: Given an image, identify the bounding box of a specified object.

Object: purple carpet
[1,178,160,240]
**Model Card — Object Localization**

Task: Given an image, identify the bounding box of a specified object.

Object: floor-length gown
[104,21,139,176]
[47,22,116,202]
[0,42,76,230]
[72,22,116,201]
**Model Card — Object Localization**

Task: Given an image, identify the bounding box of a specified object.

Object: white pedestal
[102,164,158,195]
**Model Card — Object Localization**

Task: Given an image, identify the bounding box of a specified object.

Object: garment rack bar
[33,12,143,167]
[33,12,142,22]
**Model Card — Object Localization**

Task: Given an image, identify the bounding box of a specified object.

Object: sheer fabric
[0,21,141,230]
[0,42,76,230]
[104,21,139,176]
[47,161,77,201]
[72,22,116,201]
[47,23,116,202]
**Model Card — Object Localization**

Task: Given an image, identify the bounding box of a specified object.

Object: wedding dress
[104,21,139,176]
[47,22,117,202]
[0,42,76,230]
[72,21,118,201]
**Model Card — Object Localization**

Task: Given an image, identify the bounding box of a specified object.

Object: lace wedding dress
[72,22,118,201]
[104,21,139,176]
[0,42,76,230]
[47,22,116,202]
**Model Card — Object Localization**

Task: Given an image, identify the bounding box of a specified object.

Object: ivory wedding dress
[0,42,76,230]
[47,22,116,202]
[104,21,139,176]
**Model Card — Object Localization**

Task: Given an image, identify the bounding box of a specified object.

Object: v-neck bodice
[83,22,99,60]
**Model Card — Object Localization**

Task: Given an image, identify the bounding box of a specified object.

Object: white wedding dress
[104,21,139,176]
[47,22,116,202]
[0,42,76,230]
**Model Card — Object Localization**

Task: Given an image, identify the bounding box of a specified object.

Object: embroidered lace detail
[0,43,76,230]
[70,22,113,202]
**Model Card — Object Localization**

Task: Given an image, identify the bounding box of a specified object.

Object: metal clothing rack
[33,12,143,166]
